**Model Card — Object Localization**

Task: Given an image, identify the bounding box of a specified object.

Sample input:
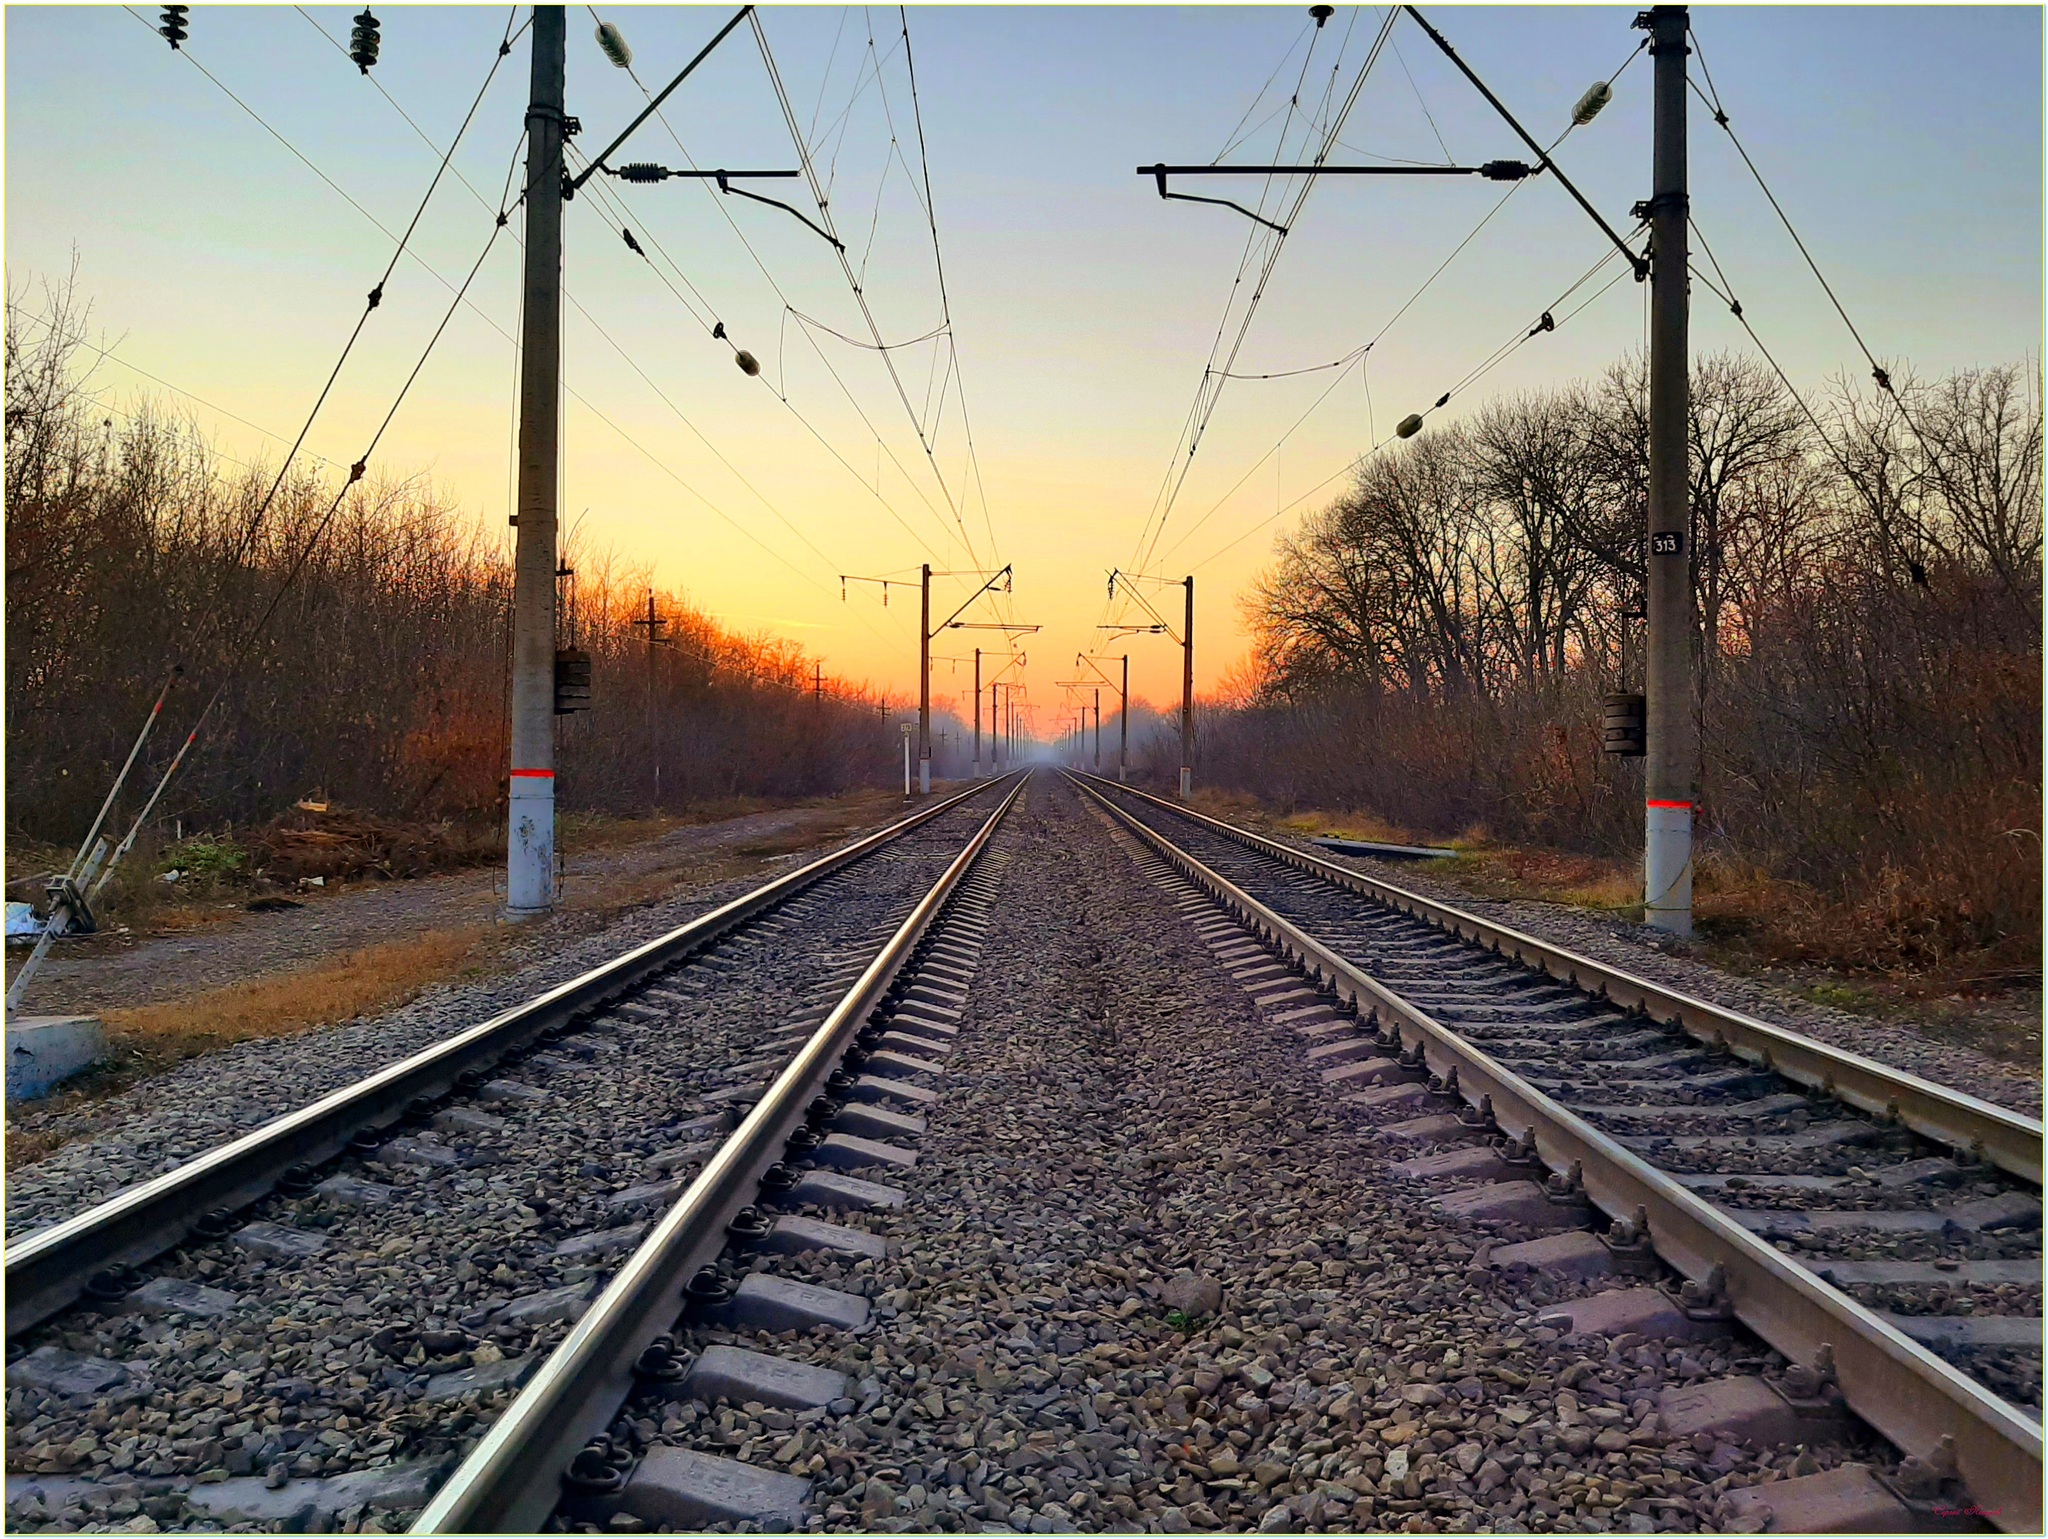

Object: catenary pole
[1642,5,1694,936]
[506,4,566,915]
[1179,575,1195,799]
[1119,654,1130,783]
[918,563,932,795]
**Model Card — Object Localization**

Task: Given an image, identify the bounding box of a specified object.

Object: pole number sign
[1650,531,1685,556]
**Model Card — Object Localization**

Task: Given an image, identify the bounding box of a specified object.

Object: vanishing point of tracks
[5,768,2041,1534]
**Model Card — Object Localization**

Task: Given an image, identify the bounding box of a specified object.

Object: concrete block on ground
[1437,1180,1562,1227]
[1378,1112,1474,1144]
[556,1222,646,1259]
[1717,1464,1912,1533]
[372,1136,462,1170]
[1880,1312,2043,1350]
[1537,1287,1702,1342]
[493,1282,591,1327]
[830,1102,925,1141]
[126,1277,240,1319]
[886,1014,958,1042]
[849,1074,938,1108]
[615,1445,811,1531]
[1343,1080,1433,1116]
[686,1343,848,1410]
[432,1106,505,1137]
[1657,1376,1844,1448]
[1295,1019,1355,1041]
[1393,1145,1515,1183]
[812,1132,917,1173]
[723,1272,870,1334]
[788,1169,906,1212]
[5,1016,107,1100]
[877,1030,950,1058]
[1255,988,1322,1012]
[1490,1229,1612,1280]
[764,1214,887,1260]
[1320,1057,1403,1089]
[1273,1004,1339,1027]
[607,1178,687,1214]
[1303,1037,1380,1069]
[477,1079,550,1105]
[7,1347,145,1401]
[183,1461,443,1526]
[315,1175,395,1207]
[647,1139,717,1174]
[423,1354,536,1403]
[231,1221,328,1261]
[864,1049,944,1078]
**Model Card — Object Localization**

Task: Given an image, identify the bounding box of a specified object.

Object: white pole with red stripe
[506,7,566,915]
[1642,6,1694,936]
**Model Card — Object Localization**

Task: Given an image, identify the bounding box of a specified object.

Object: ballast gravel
[605,777,1882,1535]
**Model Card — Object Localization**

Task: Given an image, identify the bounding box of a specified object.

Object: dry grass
[6,927,502,1169]
[98,925,497,1064]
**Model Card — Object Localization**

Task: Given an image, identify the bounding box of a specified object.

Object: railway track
[4,774,1024,1533]
[1073,772,2043,1533]
[9,768,2041,1534]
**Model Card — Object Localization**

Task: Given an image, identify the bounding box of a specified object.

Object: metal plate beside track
[5,777,1015,1337]
[1074,773,2043,1534]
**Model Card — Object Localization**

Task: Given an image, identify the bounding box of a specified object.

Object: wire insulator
[1571,80,1612,126]
[1309,4,1335,25]
[348,8,380,73]
[621,228,644,256]
[614,162,671,184]
[1395,413,1424,439]
[734,350,761,377]
[1477,160,1533,182]
[158,4,189,50]
[595,19,632,68]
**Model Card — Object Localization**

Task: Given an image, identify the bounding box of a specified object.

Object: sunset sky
[7,4,2041,740]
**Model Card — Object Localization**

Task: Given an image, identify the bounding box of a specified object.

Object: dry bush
[1207,352,2042,982]
[5,280,901,856]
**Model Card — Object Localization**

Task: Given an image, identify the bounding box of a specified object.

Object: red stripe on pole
[510,768,555,779]
[1645,798,1693,809]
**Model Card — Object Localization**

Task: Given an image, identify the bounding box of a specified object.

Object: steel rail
[412,772,1030,1532]
[1079,775,2042,1187]
[1072,773,2042,1532]
[5,775,1013,1337]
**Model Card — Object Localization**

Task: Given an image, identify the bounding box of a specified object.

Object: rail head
[1073,773,2043,1533]
[1078,773,2043,1187]
[410,772,1031,1533]
[5,775,1016,1337]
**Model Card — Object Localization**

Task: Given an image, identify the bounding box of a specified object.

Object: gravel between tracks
[628,777,1885,1536]
[1245,829,2041,1122]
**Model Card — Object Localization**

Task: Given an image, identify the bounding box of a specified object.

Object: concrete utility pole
[1093,689,1101,769]
[918,563,932,795]
[1119,654,1129,783]
[634,590,665,814]
[1180,575,1195,800]
[1642,4,1694,936]
[506,4,566,916]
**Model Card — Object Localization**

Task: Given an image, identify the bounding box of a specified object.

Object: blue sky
[6,5,2041,720]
